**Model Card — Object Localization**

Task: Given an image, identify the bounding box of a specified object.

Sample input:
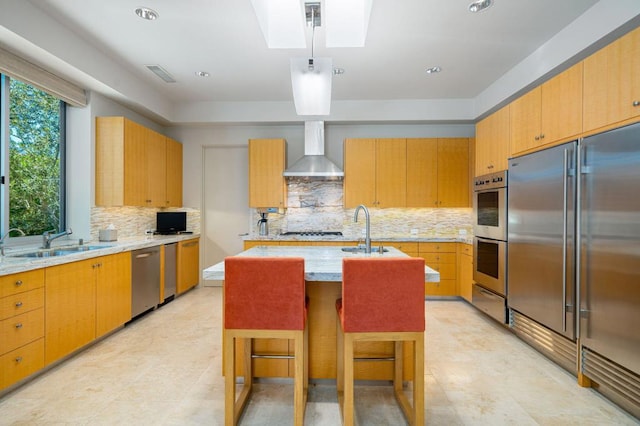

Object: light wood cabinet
[96,253,131,338]
[437,138,470,207]
[406,138,438,207]
[510,62,583,155]
[248,139,287,208]
[475,105,510,175]
[45,259,97,365]
[457,243,473,303]
[583,26,640,133]
[376,138,407,208]
[418,242,457,296]
[96,116,183,207]
[1,338,44,390]
[177,238,200,294]
[166,137,183,207]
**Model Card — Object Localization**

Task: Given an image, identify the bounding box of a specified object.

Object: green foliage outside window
[8,78,63,235]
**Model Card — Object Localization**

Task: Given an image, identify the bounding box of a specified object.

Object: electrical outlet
[410,228,419,235]
[459,229,468,235]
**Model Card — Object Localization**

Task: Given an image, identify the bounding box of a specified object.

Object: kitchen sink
[8,245,112,258]
[341,246,389,253]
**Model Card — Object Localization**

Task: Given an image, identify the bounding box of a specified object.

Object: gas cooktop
[280,231,343,237]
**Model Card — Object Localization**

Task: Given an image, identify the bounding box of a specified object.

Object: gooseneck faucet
[354,204,371,254]
[0,228,25,255]
[42,228,72,249]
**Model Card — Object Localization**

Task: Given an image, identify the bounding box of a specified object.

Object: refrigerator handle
[576,142,584,339]
[562,148,569,333]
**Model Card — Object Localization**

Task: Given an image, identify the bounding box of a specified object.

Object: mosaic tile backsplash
[254,179,473,238]
[91,207,201,241]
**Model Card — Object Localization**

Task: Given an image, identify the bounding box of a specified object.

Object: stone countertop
[203,245,440,282]
[0,234,200,276]
[244,234,474,245]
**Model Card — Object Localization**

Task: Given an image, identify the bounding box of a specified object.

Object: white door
[202,145,250,286]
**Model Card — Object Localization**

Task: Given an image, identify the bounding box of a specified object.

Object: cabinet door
[584,26,640,132]
[343,138,376,208]
[406,138,438,207]
[146,129,167,207]
[45,259,97,365]
[457,243,473,302]
[248,139,286,208]
[96,253,132,338]
[177,239,200,294]
[166,137,183,207]
[376,138,406,208]
[123,119,148,206]
[438,138,469,207]
[541,62,583,144]
[476,105,509,175]
[510,88,541,154]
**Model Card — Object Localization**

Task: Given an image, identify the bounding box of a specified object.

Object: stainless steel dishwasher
[131,246,161,318]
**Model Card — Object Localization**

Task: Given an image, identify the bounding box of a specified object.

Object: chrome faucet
[354,204,371,254]
[0,228,25,255]
[42,228,72,249]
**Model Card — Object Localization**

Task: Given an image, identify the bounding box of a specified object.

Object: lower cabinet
[177,238,200,294]
[457,243,473,302]
[418,242,457,296]
[96,253,132,338]
[0,269,45,390]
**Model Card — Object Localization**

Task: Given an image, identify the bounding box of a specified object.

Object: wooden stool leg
[224,331,236,426]
[343,333,355,426]
[337,320,344,394]
[293,330,306,426]
[413,334,425,426]
[394,341,403,393]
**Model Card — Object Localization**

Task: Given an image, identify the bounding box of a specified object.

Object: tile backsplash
[254,179,472,238]
[91,207,201,241]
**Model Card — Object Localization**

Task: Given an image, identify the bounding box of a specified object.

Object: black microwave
[156,212,187,235]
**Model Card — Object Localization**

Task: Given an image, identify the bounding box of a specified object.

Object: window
[1,74,66,237]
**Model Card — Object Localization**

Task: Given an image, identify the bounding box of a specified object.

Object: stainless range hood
[283,121,344,178]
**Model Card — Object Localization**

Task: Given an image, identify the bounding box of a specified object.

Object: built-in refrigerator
[508,122,640,417]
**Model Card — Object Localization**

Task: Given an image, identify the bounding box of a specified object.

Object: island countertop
[203,245,440,282]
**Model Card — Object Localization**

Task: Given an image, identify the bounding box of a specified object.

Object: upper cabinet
[583,26,640,133]
[475,105,510,175]
[344,138,469,208]
[95,117,183,207]
[344,138,407,208]
[510,62,583,156]
[248,139,287,209]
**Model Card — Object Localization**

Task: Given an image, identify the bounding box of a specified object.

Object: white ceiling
[3,0,640,123]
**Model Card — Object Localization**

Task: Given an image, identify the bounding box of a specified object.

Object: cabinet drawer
[0,288,44,321]
[418,242,456,253]
[0,338,44,390]
[373,241,418,254]
[420,253,456,264]
[457,243,472,256]
[429,263,456,280]
[0,308,44,354]
[425,279,457,296]
[0,269,45,298]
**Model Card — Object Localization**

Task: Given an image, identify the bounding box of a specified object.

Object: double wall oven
[472,171,508,323]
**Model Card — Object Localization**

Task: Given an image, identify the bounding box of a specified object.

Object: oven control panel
[474,170,507,190]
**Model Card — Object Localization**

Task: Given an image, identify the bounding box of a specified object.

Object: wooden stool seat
[336,257,426,425]
[224,256,308,425]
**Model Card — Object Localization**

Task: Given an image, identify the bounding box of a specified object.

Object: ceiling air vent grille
[146,65,176,83]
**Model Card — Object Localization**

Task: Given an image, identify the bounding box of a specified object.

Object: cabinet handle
[15,301,23,308]
[15,356,23,363]
[540,133,545,139]
[634,101,640,107]
[15,280,23,287]
[15,323,23,329]
[534,135,539,141]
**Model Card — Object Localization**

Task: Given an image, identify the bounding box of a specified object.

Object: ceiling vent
[146,65,176,83]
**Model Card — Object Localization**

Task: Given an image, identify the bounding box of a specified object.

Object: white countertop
[0,234,200,276]
[244,234,474,245]
[203,245,440,282]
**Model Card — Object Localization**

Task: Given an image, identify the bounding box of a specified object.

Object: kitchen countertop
[203,245,440,282]
[244,234,474,245]
[0,234,200,276]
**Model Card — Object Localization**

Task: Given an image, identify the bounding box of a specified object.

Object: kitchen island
[203,245,439,381]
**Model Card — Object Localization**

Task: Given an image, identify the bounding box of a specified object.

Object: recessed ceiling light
[425,66,442,74]
[195,71,210,78]
[333,68,345,76]
[146,65,176,83]
[135,7,159,20]
[469,0,493,13]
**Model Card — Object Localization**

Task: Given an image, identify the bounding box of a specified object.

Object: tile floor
[0,286,638,425]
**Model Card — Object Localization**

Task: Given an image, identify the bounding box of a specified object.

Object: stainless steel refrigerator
[508,123,640,417]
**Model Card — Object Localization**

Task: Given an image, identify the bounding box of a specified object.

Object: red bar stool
[223,256,308,426]
[336,257,426,426]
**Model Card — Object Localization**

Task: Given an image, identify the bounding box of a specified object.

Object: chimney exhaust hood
[283,121,344,178]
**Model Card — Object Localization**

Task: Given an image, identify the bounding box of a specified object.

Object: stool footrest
[354,357,395,362]
[251,354,294,360]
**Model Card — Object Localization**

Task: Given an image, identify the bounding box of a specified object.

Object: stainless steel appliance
[163,243,176,302]
[508,141,578,372]
[258,212,268,236]
[508,123,640,417]
[131,246,160,318]
[472,171,508,323]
